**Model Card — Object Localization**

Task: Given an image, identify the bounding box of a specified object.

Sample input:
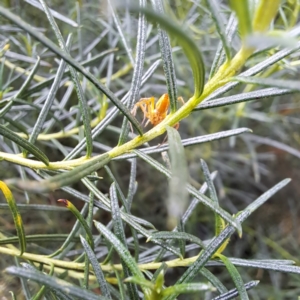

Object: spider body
[132,93,183,128]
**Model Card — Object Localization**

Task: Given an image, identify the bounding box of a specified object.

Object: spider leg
[131,98,151,125]
[138,97,155,126]
[173,122,180,130]
[145,119,151,127]
[131,105,138,116]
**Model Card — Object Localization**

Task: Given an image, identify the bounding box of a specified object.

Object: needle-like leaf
[0,6,143,135]
[0,182,26,255]
[0,125,49,166]
[132,6,205,99]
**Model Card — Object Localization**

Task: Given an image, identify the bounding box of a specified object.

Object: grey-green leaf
[10,153,111,192]
[166,178,290,300]
[206,0,232,61]
[233,76,300,91]
[0,6,143,136]
[80,236,112,299]
[195,88,292,111]
[0,125,49,166]
[6,266,109,300]
[229,0,252,40]
[217,254,249,300]
[166,126,189,228]
[212,281,259,300]
[134,149,242,235]
[149,231,205,248]
[162,282,215,296]
[151,0,178,112]
[94,221,152,299]
[134,7,205,98]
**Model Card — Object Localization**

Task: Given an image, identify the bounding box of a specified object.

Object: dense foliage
[0,0,300,299]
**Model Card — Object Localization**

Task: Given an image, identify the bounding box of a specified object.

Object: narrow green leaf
[233,76,300,91]
[148,231,205,248]
[217,254,249,300]
[0,56,40,117]
[224,258,300,274]
[46,289,73,300]
[0,203,68,212]
[212,281,259,300]
[26,0,78,27]
[124,276,154,289]
[2,116,28,137]
[127,158,137,208]
[21,265,66,300]
[153,172,217,263]
[200,160,218,204]
[230,0,252,40]
[195,88,292,111]
[115,128,252,160]
[83,189,95,288]
[65,60,161,160]
[80,236,112,299]
[23,49,117,97]
[4,98,64,130]
[252,0,280,32]
[162,282,215,296]
[201,159,226,237]
[31,264,55,300]
[14,257,31,299]
[177,220,186,258]
[109,183,139,300]
[39,0,93,157]
[205,41,300,102]
[118,0,147,145]
[23,36,69,157]
[166,179,291,300]
[10,153,111,192]
[48,203,88,258]
[0,125,49,166]
[110,183,126,244]
[166,126,189,229]
[245,178,291,214]
[166,229,236,300]
[0,6,143,135]
[0,234,80,245]
[151,0,178,112]
[94,220,144,278]
[57,199,94,249]
[209,13,237,79]
[152,263,168,283]
[134,150,242,234]
[108,0,134,65]
[206,0,232,61]
[153,266,165,293]
[31,285,46,300]
[106,167,129,212]
[94,221,152,299]
[0,181,26,255]
[6,266,108,300]
[181,171,217,226]
[115,269,126,300]
[200,268,228,294]
[134,7,205,98]
[82,179,182,258]
[247,134,300,159]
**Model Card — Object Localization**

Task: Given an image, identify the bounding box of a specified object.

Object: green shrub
[0,0,300,299]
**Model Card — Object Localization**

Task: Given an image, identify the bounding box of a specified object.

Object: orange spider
[131,93,184,129]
